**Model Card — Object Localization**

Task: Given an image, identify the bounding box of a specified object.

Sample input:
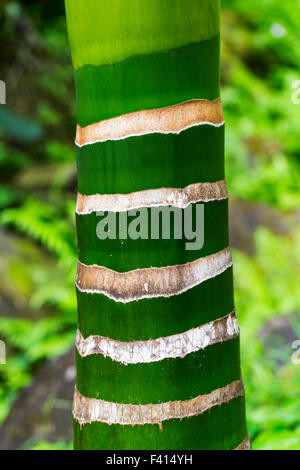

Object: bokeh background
[0,0,299,450]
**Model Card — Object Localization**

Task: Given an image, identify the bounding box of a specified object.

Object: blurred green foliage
[222,0,300,450]
[24,439,72,450]
[0,0,299,450]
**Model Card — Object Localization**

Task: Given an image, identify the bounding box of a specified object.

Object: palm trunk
[65,0,249,450]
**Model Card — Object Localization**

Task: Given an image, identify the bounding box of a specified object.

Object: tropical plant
[65,0,248,449]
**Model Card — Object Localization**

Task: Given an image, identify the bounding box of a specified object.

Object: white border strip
[75,99,224,147]
[76,247,233,303]
[76,180,228,215]
[76,311,239,364]
[73,379,244,426]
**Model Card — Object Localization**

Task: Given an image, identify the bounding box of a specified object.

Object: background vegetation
[0,0,299,450]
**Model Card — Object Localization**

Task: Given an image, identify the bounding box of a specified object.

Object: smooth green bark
[65,0,219,68]
[74,37,220,125]
[77,125,224,194]
[76,338,241,403]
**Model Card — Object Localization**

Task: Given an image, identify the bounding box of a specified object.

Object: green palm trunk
[65,0,249,450]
